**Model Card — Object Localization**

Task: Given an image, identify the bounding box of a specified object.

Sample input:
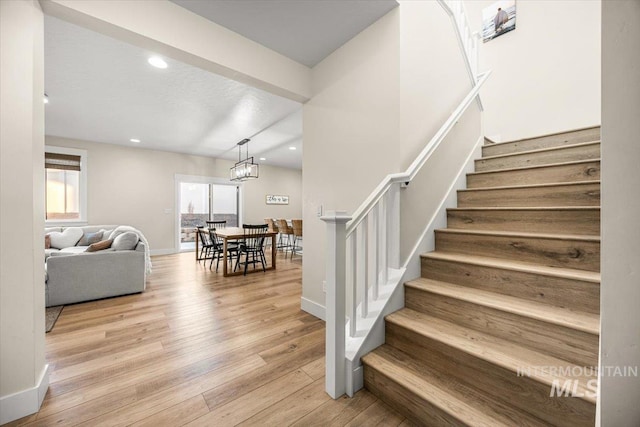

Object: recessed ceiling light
[259,157,266,161]
[43,94,49,104]
[130,138,141,143]
[148,56,168,69]
[289,146,296,150]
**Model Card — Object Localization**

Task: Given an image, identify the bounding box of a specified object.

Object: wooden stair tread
[479,141,600,162]
[405,277,599,335]
[458,180,600,193]
[421,251,601,283]
[467,159,600,177]
[448,206,600,212]
[435,227,600,242]
[362,345,548,427]
[487,126,600,146]
[386,309,597,403]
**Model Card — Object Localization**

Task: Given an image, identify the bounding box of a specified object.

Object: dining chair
[196,227,215,263]
[264,218,278,249]
[234,224,268,275]
[206,220,227,229]
[291,219,303,259]
[277,219,294,255]
[208,228,239,272]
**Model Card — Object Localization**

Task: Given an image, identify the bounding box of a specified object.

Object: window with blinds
[45,149,85,221]
[45,152,81,171]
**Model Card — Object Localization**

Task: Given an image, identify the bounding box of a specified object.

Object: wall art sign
[266,195,289,205]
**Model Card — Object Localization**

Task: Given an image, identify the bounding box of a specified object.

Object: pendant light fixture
[229,138,259,181]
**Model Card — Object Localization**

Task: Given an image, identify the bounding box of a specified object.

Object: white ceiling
[44,1,398,170]
[171,0,399,67]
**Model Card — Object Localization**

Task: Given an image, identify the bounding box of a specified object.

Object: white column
[320,210,351,399]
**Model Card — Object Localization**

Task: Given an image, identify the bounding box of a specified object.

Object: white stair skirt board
[0,364,50,425]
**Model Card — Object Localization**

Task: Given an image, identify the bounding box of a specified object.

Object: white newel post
[321,210,352,399]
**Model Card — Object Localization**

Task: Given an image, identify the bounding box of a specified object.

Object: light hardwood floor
[7,251,407,427]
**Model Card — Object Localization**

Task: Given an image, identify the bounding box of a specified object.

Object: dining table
[215,227,278,277]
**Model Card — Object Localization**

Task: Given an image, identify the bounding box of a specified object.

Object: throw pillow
[112,232,139,251]
[49,227,84,249]
[100,229,114,240]
[45,234,51,249]
[77,231,104,246]
[86,239,113,252]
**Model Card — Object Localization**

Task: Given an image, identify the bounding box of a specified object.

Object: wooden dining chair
[277,219,294,254]
[234,224,269,275]
[196,227,215,263]
[264,218,278,249]
[208,228,239,272]
[291,219,303,259]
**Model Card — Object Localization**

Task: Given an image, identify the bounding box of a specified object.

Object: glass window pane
[65,171,80,215]
[180,183,210,245]
[212,184,238,227]
[46,169,80,220]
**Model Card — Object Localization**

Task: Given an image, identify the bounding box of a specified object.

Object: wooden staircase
[361,126,601,426]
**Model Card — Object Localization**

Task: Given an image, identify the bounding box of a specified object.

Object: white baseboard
[0,363,50,425]
[149,248,176,256]
[301,297,326,321]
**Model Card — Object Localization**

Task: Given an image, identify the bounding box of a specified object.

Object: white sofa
[45,225,148,307]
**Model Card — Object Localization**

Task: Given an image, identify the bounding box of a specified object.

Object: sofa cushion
[112,232,139,251]
[60,246,90,254]
[86,239,113,252]
[78,231,103,246]
[49,227,83,249]
[45,234,51,249]
[45,248,59,260]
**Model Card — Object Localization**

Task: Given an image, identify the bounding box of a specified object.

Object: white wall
[465,0,601,141]
[0,0,48,423]
[46,136,301,252]
[303,7,401,313]
[398,1,481,261]
[302,1,482,315]
[600,1,640,424]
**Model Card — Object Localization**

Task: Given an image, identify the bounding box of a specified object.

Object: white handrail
[438,0,482,106]
[346,71,490,237]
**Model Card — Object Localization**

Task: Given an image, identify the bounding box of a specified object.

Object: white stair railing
[322,71,491,399]
[438,0,481,87]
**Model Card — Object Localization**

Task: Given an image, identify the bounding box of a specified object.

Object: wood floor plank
[129,394,210,427]
[290,388,378,427]
[187,369,313,426]
[301,356,326,380]
[22,252,400,427]
[344,400,406,427]
[237,378,331,426]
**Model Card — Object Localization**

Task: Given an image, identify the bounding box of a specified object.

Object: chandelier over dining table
[230,138,259,181]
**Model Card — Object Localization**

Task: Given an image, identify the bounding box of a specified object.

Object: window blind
[45,152,81,171]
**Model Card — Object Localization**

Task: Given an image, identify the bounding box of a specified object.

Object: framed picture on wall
[266,195,289,205]
[482,0,516,43]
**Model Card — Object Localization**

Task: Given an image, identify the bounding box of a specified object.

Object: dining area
[194,218,302,277]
